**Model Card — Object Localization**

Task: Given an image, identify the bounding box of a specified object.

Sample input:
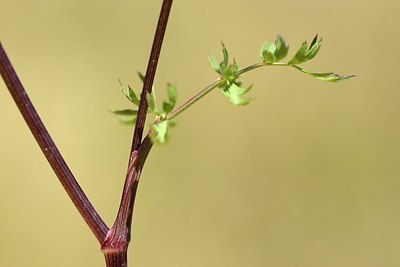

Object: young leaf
[288,35,322,65]
[126,85,140,106]
[310,72,355,82]
[222,42,229,69]
[208,55,221,73]
[221,82,251,106]
[152,120,176,144]
[222,62,238,83]
[274,35,289,62]
[292,65,355,82]
[305,35,322,61]
[167,83,178,104]
[117,116,136,125]
[137,72,145,82]
[162,83,178,114]
[260,41,277,63]
[288,41,308,65]
[146,92,156,112]
[120,81,140,106]
[260,35,289,63]
[110,109,138,116]
[162,103,173,115]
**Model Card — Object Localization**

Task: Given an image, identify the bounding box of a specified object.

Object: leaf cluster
[259,35,289,63]
[112,73,178,144]
[259,34,355,82]
[209,44,252,106]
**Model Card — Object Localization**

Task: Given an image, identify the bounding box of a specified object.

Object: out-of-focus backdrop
[1,0,399,266]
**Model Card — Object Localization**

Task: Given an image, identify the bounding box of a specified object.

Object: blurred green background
[1,0,399,266]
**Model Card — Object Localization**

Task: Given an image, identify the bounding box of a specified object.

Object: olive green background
[1,0,399,266]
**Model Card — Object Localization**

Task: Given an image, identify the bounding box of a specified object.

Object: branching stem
[103,1,173,266]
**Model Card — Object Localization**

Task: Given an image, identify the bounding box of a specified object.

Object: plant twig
[123,0,173,231]
[166,63,295,121]
[167,77,222,120]
[0,42,109,243]
[131,0,173,152]
[101,136,153,264]
[102,1,173,264]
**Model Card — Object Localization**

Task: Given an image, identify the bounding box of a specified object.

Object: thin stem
[235,62,265,76]
[103,0,174,261]
[167,77,221,120]
[131,0,173,153]
[0,42,109,243]
[166,62,289,121]
[236,62,289,76]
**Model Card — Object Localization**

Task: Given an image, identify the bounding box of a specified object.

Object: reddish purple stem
[0,42,109,243]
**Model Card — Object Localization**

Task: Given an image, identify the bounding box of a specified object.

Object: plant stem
[104,251,128,267]
[0,42,109,243]
[102,136,153,266]
[167,77,221,120]
[166,62,287,121]
[103,1,174,266]
[236,62,289,76]
[131,0,173,153]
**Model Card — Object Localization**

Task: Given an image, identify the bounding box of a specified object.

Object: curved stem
[167,77,221,120]
[235,62,265,76]
[166,62,292,121]
[236,62,290,76]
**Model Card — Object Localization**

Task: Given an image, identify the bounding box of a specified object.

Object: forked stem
[103,0,173,266]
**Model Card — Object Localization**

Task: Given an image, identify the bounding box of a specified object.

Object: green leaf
[288,35,322,65]
[208,55,221,73]
[274,35,289,62]
[260,41,277,63]
[126,85,140,106]
[167,83,178,104]
[162,102,173,115]
[119,81,140,106]
[162,83,178,114]
[292,65,355,82]
[260,35,289,63]
[146,92,156,112]
[288,41,308,65]
[153,121,168,144]
[306,35,322,61]
[117,116,136,125]
[222,62,238,82]
[110,109,138,116]
[221,82,251,106]
[310,34,318,48]
[311,73,355,82]
[152,120,176,144]
[222,42,229,69]
[137,72,145,82]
